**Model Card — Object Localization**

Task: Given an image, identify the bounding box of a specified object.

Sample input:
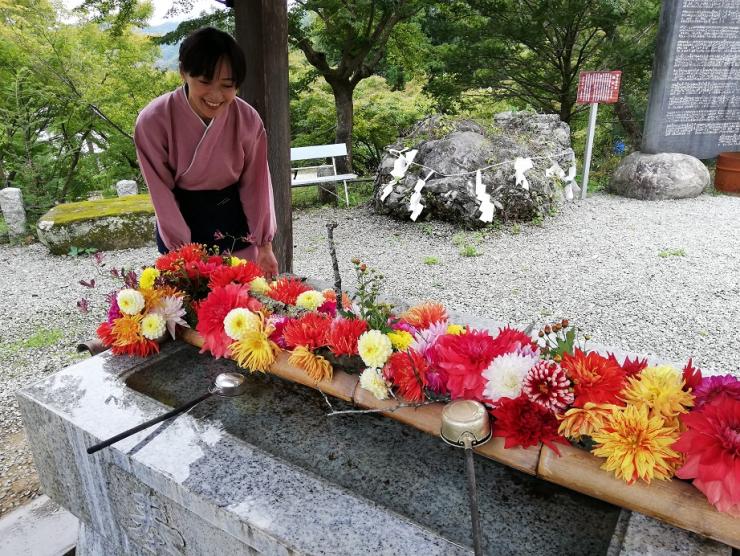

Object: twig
[325,221,342,302]
[318,389,436,416]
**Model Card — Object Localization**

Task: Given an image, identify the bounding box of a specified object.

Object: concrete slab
[0,495,78,556]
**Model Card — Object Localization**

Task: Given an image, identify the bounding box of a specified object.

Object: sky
[61,0,221,26]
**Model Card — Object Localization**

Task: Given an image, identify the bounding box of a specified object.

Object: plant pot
[715,152,740,194]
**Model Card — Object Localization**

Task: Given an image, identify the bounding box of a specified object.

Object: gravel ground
[1,191,739,516]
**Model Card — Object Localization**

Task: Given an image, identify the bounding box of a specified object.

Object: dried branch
[325,221,342,302]
[318,389,436,416]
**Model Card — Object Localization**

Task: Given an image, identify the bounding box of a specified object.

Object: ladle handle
[87,392,213,455]
[465,446,484,556]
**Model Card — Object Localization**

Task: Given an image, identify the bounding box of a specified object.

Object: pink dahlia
[490,325,537,356]
[693,374,740,409]
[675,396,740,516]
[432,329,497,401]
[523,361,574,413]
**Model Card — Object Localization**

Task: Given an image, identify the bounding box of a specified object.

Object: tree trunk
[58,128,92,203]
[235,0,293,273]
[319,81,354,205]
[613,96,643,149]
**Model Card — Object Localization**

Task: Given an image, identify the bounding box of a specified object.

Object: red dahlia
[433,329,496,401]
[383,349,428,402]
[208,261,264,289]
[561,349,627,408]
[267,277,312,305]
[492,394,569,454]
[327,318,368,356]
[195,284,255,358]
[281,312,331,349]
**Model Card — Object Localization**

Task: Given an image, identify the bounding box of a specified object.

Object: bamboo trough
[178,328,740,548]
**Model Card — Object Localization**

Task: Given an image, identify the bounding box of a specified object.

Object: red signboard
[577,71,622,104]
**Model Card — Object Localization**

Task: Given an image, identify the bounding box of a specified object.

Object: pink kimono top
[134,86,276,261]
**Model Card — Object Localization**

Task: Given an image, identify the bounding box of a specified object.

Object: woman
[134,27,278,278]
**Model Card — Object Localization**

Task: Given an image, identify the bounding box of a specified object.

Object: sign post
[576,71,622,199]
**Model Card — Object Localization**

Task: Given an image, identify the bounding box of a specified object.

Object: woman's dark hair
[179,27,246,87]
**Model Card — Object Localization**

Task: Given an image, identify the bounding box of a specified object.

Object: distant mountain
[140,21,181,71]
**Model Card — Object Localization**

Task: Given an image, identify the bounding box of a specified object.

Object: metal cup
[440,399,491,448]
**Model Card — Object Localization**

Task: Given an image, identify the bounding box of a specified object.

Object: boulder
[373,112,577,226]
[609,152,709,200]
[115,179,138,197]
[36,194,156,255]
[0,187,28,237]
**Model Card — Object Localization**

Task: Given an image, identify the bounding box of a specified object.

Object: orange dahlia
[155,243,206,271]
[400,302,448,329]
[557,402,622,440]
[281,312,331,349]
[561,349,627,408]
[267,277,312,305]
[289,346,333,382]
[327,318,368,356]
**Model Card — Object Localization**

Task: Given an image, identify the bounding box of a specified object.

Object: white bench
[290,143,358,206]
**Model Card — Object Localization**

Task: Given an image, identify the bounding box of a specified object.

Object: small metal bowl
[209,372,248,398]
[440,400,491,448]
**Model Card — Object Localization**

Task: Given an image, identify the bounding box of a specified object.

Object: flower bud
[562,319,569,328]
[544,325,551,334]
[538,331,545,338]
[360,263,367,272]
[554,323,562,331]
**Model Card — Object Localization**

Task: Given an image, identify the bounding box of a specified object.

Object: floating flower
[561,349,627,407]
[383,349,428,402]
[296,290,325,311]
[327,318,368,356]
[490,326,537,356]
[557,402,622,440]
[208,261,263,290]
[230,256,245,266]
[195,284,256,358]
[693,374,740,409]
[433,329,496,401]
[400,302,448,329]
[492,395,568,453]
[682,358,702,392]
[111,313,143,344]
[140,313,166,340]
[116,289,145,315]
[289,346,333,382]
[357,330,393,369]
[321,289,352,310]
[250,276,270,294]
[282,312,331,350]
[387,329,414,351]
[446,324,465,335]
[410,320,449,358]
[152,295,188,339]
[621,365,693,423]
[230,322,279,372]
[223,308,261,341]
[608,353,648,378]
[267,277,312,305]
[359,368,390,400]
[483,352,539,404]
[155,243,206,271]
[675,396,740,516]
[523,361,574,413]
[591,404,681,484]
[138,267,160,290]
[267,315,291,349]
[106,294,122,325]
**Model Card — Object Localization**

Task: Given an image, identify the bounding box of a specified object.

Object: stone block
[0,187,28,237]
[115,180,138,197]
[609,152,709,200]
[36,194,155,255]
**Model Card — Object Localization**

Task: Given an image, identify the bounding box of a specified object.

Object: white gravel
[1,190,739,514]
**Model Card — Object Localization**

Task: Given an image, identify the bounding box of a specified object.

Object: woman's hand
[256,242,278,281]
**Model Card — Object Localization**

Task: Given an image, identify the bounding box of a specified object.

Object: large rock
[0,187,28,237]
[36,194,155,255]
[373,112,577,226]
[609,152,709,200]
[115,179,138,197]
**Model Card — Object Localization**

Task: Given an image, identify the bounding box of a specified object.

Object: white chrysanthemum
[223,308,261,340]
[140,313,166,340]
[296,290,325,311]
[152,295,188,339]
[357,330,393,369]
[483,352,539,402]
[359,368,390,400]
[117,288,145,315]
[249,276,269,294]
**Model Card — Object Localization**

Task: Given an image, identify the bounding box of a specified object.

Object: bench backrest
[290,143,348,162]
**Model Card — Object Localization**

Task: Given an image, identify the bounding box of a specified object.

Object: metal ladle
[87,372,248,455]
[441,399,492,556]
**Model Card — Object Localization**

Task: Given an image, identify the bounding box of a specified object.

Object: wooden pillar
[234,0,293,273]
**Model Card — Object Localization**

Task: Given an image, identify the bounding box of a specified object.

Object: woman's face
[181,58,237,121]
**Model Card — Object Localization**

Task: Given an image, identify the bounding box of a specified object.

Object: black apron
[156,182,250,254]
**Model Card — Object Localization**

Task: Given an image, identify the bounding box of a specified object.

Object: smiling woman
[134,27,278,278]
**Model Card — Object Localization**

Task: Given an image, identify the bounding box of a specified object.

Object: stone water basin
[126,344,621,555]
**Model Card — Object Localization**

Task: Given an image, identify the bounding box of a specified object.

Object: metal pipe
[464,436,483,556]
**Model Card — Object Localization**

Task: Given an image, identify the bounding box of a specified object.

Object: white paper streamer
[514,157,534,191]
[390,149,418,180]
[408,170,434,221]
[564,163,577,201]
[474,170,495,223]
[380,183,394,202]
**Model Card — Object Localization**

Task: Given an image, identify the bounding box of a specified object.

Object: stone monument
[0,187,28,238]
[611,0,739,199]
[115,180,138,197]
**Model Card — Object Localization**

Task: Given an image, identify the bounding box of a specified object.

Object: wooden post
[233,0,293,273]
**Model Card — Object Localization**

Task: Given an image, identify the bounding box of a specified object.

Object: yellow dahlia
[230,326,279,372]
[140,313,166,340]
[249,276,270,295]
[289,346,333,382]
[591,404,681,484]
[138,267,160,290]
[387,330,414,351]
[223,308,260,340]
[142,287,164,312]
[446,324,465,335]
[558,402,622,440]
[230,256,246,266]
[621,365,694,422]
[357,330,393,368]
[116,289,145,315]
[111,314,143,346]
[359,367,390,400]
[295,290,325,311]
